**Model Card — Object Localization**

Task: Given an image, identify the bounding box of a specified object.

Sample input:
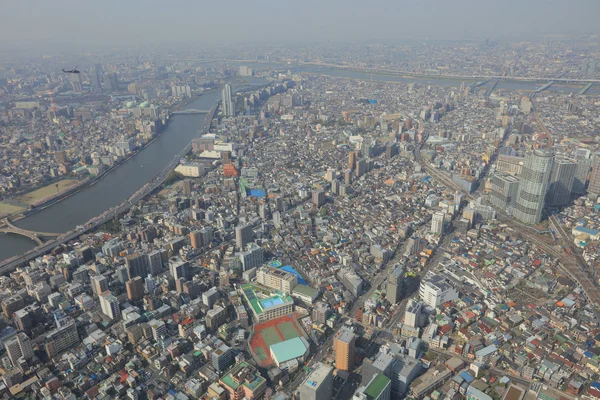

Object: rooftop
[270,337,308,363]
[241,284,293,315]
[364,373,390,399]
[302,362,333,388]
[292,285,319,297]
[220,361,266,391]
[337,330,355,344]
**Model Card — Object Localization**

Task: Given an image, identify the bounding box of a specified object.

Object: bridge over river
[172,109,210,115]
[0,218,60,246]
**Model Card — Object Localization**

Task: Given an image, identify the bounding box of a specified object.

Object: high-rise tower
[513,149,554,224]
[546,158,576,207]
[334,330,356,371]
[221,84,235,117]
[589,153,600,195]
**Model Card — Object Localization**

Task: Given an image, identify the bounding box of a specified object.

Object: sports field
[15,179,79,205]
[255,347,268,361]
[261,326,282,347]
[279,321,302,340]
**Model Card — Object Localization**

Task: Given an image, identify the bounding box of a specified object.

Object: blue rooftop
[460,371,474,383]
[248,189,266,197]
[280,265,307,286]
[574,226,599,235]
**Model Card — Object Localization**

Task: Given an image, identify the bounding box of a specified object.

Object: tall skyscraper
[91,64,102,93]
[190,230,202,249]
[126,276,145,301]
[344,169,353,185]
[348,152,356,170]
[334,330,356,371]
[573,158,592,194]
[513,149,554,224]
[99,291,121,320]
[300,362,334,400]
[190,227,213,249]
[70,73,83,92]
[200,227,213,248]
[386,265,404,304]
[546,158,576,207]
[431,212,445,235]
[235,223,253,249]
[312,190,325,208]
[126,253,148,278]
[104,73,119,92]
[146,250,164,275]
[573,148,592,195]
[355,159,367,177]
[44,317,79,359]
[170,260,191,281]
[239,243,264,271]
[90,275,108,297]
[5,333,33,366]
[490,174,520,211]
[221,84,235,117]
[589,154,600,195]
[145,275,156,294]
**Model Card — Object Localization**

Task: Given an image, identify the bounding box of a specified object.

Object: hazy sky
[1,0,599,50]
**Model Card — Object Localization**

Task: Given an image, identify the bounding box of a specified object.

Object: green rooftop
[242,284,293,316]
[292,285,318,298]
[364,374,390,399]
[220,361,266,391]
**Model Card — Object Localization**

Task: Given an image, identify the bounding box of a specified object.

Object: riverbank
[292,61,600,84]
[190,59,600,85]
[7,122,170,223]
[0,78,272,265]
[0,90,218,222]
[0,100,221,272]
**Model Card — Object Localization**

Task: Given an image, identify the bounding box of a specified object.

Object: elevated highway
[0,218,60,245]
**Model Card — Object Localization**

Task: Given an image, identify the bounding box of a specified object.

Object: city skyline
[1,4,600,398]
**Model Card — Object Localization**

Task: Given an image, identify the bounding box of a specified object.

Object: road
[531,98,554,147]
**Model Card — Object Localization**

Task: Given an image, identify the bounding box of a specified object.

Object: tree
[164,171,184,186]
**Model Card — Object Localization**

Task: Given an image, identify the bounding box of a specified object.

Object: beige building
[175,163,204,177]
[496,155,524,176]
[256,266,298,293]
[45,319,79,359]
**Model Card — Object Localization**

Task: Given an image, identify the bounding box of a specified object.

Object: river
[0,65,598,261]
[214,61,600,95]
[0,79,267,261]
